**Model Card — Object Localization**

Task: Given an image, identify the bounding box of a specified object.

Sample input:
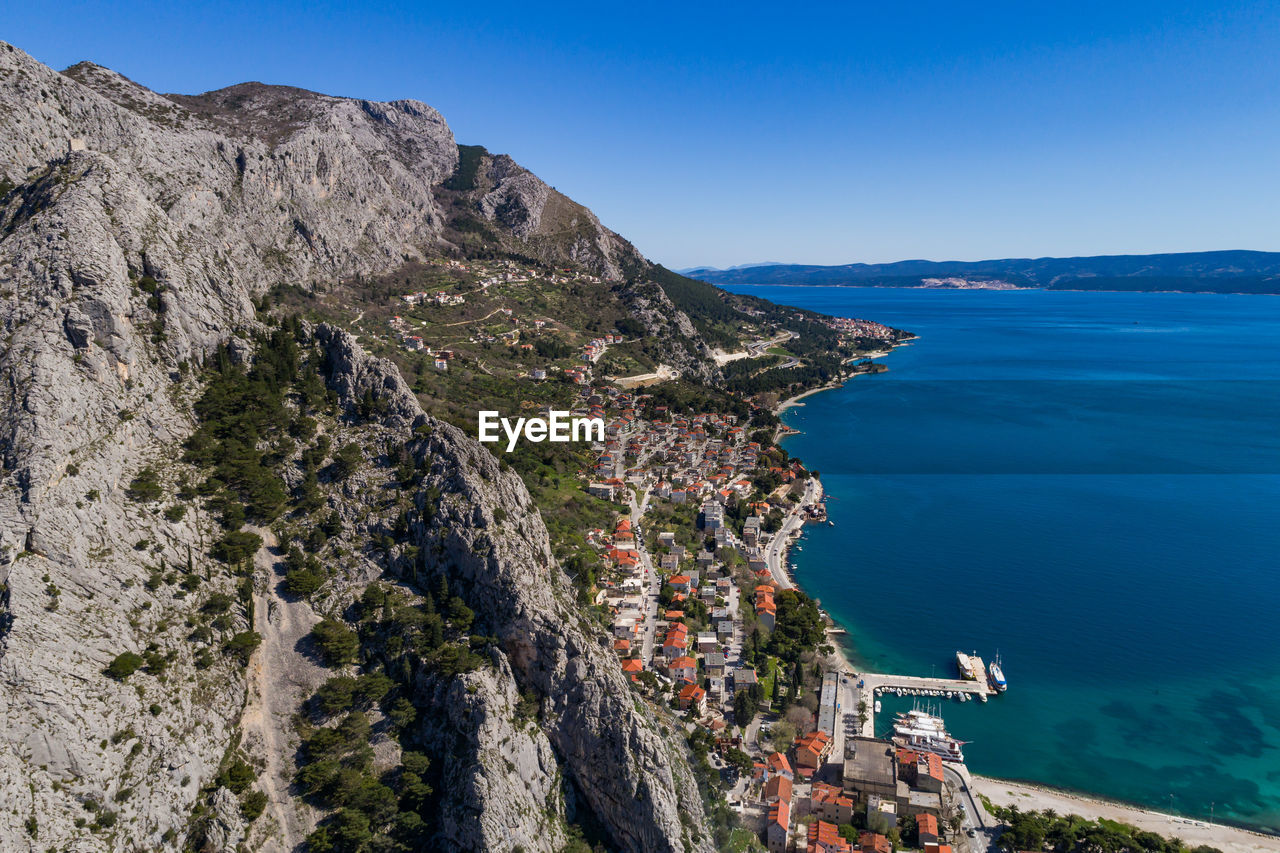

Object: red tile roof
[808,819,852,853]
[768,798,790,830]
[859,832,891,853]
[678,684,706,703]
[766,751,793,776]
[764,774,793,803]
[811,782,853,808]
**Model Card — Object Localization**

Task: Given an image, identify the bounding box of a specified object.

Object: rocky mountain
[0,41,713,852]
[434,144,647,282]
[693,250,1280,293]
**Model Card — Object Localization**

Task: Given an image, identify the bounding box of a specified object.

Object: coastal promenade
[763,475,821,591]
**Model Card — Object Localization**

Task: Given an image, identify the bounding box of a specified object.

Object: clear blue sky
[7,1,1279,269]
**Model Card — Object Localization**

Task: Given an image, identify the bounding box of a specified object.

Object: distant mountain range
[690,250,1280,294]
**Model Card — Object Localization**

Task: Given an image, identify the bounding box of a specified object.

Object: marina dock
[851,671,990,738]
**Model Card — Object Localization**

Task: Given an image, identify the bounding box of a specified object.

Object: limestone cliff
[0,41,710,852]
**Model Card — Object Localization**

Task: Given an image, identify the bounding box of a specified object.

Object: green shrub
[202,592,234,614]
[283,546,325,597]
[354,672,393,706]
[224,631,262,665]
[387,697,416,729]
[283,568,324,597]
[332,444,363,480]
[308,808,372,852]
[126,467,163,502]
[313,677,358,715]
[240,789,267,822]
[311,618,359,667]
[217,758,255,794]
[212,530,262,563]
[105,652,144,680]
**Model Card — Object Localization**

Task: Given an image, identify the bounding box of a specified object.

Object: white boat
[891,709,967,763]
[874,700,882,713]
[988,654,1008,692]
[955,651,980,680]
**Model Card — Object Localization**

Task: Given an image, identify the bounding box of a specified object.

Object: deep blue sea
[723,286,1280,833]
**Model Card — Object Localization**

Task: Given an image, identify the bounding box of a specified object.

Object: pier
[848,671,990,738]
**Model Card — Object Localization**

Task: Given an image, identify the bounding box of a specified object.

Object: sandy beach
[971,776,1280,853]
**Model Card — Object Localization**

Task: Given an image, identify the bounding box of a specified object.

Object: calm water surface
[724,286,1280,833]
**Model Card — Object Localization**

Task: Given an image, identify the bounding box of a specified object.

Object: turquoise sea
[723,286,1280,834]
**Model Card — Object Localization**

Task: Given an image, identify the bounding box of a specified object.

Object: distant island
[688,249,1280,294]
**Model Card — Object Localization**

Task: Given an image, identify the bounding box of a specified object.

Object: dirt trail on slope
[240,526,327,853]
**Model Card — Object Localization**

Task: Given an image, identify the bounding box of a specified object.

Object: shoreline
[721,283,1280,298]
[774,382,843,415]
[769,495,1280,847]
[971,775,1280,853]
[773,339,914,416]
[763,345,1280,849]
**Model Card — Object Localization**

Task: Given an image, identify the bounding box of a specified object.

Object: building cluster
[576,389,814,732]
[384,261,610,375]
[823,316,897,343]
[387,316,458,366]
[742,658,968,852]
[582,332,625,364]
[401,289,465,307]
[750,730,958,853]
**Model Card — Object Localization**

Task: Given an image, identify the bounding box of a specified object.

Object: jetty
[852,671,990,738]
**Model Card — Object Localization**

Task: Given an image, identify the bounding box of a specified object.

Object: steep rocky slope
[0,41,710,851]
[314,326,709,853]
[435,145,647,281]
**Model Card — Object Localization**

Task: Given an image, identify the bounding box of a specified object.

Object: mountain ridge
[0,40,715,852]
[692,249,1280,293]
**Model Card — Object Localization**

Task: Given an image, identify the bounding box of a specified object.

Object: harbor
[852,670,991,738]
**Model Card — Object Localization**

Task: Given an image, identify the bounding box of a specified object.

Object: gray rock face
[470,152,639,281]
[420,654,567,853]
[406,421,711,853]
[0,44,461,849]
[620,279,716,381]
[0,41,710,852]
[307,325,711,851]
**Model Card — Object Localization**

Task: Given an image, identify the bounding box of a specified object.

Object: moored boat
[891,709,967,763]
[988,655,1007,692]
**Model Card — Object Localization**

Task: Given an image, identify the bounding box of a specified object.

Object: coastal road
[763,475,822,591]
[944,763,1001,853]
